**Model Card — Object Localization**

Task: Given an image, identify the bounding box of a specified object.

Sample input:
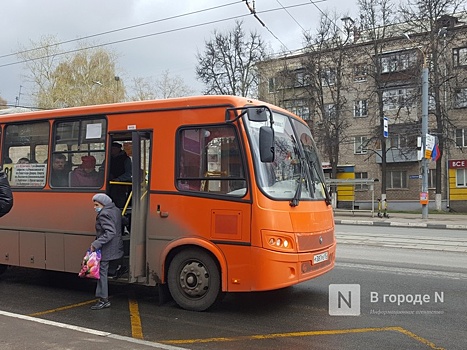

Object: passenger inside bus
[109,142,132,208]
[17,157,30,164]
[50,153,70,187]
[70,155,101,187]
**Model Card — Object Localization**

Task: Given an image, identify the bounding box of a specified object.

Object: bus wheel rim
[179,261,209,298]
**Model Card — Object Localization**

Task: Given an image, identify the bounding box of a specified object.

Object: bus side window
[53,118,107,189]
[176,126,246,196]
[3,122,49,188]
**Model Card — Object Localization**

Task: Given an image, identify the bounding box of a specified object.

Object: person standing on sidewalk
[90,193,124,310]
[382,198,389,218]
[377,198,389,218]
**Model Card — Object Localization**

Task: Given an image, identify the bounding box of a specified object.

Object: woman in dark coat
[0,170,13,217]
[90,193,124,310]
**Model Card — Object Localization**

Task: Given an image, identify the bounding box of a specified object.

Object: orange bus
[0,96,335,311]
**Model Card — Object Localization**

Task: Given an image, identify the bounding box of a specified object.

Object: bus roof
[0,95,297,123]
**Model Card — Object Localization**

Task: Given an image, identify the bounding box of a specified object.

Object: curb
[334,220,467,231]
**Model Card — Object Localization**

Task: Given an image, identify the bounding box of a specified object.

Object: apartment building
[257,13,467,212]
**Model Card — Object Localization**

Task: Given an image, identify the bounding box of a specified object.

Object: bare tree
[17,36,124,109]
[196,21,266,97]
[300,11,352,190]
[0,96,7,109]
[154,70,195,98]
[130,77,157,101]
[130,70,194,101]
[356,0,397,200]
[399,0,464,210]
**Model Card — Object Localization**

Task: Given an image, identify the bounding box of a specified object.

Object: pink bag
[78,249,101,279]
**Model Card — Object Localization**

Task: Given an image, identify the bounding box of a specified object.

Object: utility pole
[421,61,429,219]
[405,33,429,219]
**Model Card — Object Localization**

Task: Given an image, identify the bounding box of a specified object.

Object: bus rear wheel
[167,248,221,311]
[0,264,7,275]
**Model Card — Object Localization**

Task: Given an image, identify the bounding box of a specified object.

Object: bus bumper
[248,242,336,291]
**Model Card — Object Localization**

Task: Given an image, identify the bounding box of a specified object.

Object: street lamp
[114,76,120,103]
[405,33,429,219]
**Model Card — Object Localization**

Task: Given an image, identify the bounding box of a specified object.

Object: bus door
[109,131,151,283]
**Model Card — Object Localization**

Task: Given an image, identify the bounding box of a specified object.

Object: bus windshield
[244,111,327,203]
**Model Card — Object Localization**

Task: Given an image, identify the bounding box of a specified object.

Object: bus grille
[297,229,334,252]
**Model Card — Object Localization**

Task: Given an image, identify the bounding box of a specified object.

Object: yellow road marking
[28,300,443,350]
[163,326,445,349]
[128,298,144,339]
[395,327,445,350]
[28,299,98,317]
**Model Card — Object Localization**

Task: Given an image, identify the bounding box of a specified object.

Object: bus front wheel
[167,248,221,311]
[0,264,7,275]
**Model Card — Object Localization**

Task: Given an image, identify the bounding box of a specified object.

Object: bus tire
[167,248,221,312]
[0,264,7,275]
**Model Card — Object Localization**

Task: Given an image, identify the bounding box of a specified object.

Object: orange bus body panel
[0,96,335,299]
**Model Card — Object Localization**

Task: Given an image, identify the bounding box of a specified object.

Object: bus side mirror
[259,126,274,162]
[247,107,269,122]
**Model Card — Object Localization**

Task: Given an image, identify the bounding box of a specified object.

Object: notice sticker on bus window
[12,163,47,187]
[86,123,102,139]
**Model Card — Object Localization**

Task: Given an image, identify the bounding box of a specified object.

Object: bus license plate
[313,252,328,265]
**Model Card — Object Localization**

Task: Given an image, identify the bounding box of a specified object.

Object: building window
[456,169,467,187]
[321,68,336,86]
[268,77,276,93]
[323,103,336,120]
[386,170,407,189]
[383,88,414,111]
[428,169,436,189]
[294,70,310,87]
[455,128,467,147]
[354,136,368,154]
[387,134,411,149]
[453,47,467,67]
[354,100,368,117]
[355,172,368,190]
[453,88,467,108]
[284,100,310,120]
[354,64,368,82]
[380,51,416,73]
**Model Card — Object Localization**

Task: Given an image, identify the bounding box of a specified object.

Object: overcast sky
[0,0,357,107]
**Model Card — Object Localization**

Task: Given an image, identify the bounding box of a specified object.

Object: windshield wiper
[309,159,331,206]
[290,158,305,207]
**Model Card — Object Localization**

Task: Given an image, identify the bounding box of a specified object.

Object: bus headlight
[262,231,296,251]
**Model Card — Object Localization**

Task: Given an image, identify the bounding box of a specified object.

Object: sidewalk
[333,211,467,230]
[0,310,186,350]
[334,211,467,252]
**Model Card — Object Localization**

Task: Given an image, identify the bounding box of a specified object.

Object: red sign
[449,160,467,169]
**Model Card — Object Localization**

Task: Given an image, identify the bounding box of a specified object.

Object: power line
[276,0,307,33]
[244,0,289,51]
[307,0,348,35]
[0,1,241,60]
[0,1,318,69]
[0,14,247,69]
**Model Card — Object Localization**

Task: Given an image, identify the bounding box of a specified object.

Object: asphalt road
[0,225,465,350]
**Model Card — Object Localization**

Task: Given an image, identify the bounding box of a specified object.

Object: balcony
[375,148,419,163]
